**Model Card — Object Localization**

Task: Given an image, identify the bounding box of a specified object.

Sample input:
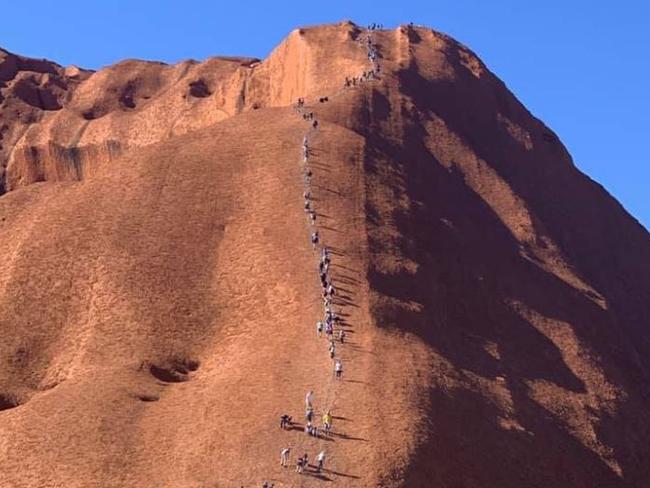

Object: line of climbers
[261,26,382,488]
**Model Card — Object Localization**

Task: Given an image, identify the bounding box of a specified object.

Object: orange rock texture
[1,21,649,487]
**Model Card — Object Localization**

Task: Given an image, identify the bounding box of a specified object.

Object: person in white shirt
[280,447,291,467]
[317,451,326,472]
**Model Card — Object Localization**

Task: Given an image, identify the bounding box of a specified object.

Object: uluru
[1,20,649,488]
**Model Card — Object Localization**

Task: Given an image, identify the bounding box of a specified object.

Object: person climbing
[303,190,311,200]
[329,342,336,359]
[305,420,313,435]
[327,283,336,296]
[335,359,343,379]
[325,323,333,339]
[280,414,292,429]
[317,451,326,472]
[339,329,346,343]
[311,231,319,247]
[316,321,323,337]
[313,120,318,129]
[323,411,333,434]
[281,447,291,467]
[302,453,309,471]
[310,210,316,224]
[304,200,311,212]
[305,390,314,409]
[306,405,314,423]
[296,456,304,474]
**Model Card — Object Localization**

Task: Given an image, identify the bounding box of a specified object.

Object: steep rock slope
[0,22,649,488]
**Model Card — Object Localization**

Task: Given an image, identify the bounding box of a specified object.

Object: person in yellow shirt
[322,411,333,435]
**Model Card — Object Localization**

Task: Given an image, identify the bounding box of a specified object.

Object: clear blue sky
[3,1,648,229]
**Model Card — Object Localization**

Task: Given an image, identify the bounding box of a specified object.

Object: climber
[310,210,317,224]
[304,200,311,212]
[296,456,304,474]
[304,190,311,200]
[323,411,333,434]
[339,329,346,343]
[281,447,291,467]
[320,259,329,274]
[325,322,333,339]
[311,231,319,247]
[321,246,329,260]
[280,414,292,429]
[305,390,314,409]
[316,321,323,337]
[302,453,309,471]
[329,342,336,359]
[317,451,326,472]
[327,283,336,296]
[335,359,343,379]
[306,405,314,423]
[313,120,318,129]
[325,315,334,331]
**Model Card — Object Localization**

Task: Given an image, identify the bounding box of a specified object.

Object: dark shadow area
[325,469,361,479]
[0,394,20,411]
[357,69,650,485]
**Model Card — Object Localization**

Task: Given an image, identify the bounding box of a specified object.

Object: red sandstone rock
[0,21,648,487]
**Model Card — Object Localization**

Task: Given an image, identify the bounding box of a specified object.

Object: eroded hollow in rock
[188,79,211,98]
[0,394,20,412]
[149,357,200,383]
[137,394,159,402]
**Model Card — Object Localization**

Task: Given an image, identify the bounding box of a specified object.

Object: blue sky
[3,0,648,229]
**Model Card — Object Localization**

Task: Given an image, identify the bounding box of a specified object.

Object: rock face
[0,21,649,488]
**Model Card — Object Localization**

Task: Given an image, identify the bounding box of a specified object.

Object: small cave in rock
[82,108,99,120]
[188,79,211,98]
[137,394,159,402]
[119,81,138,109]
[0,394,20,412]
[120,94,136,109]
[149,357,200,384]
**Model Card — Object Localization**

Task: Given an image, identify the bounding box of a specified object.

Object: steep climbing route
[270,24,383,486]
